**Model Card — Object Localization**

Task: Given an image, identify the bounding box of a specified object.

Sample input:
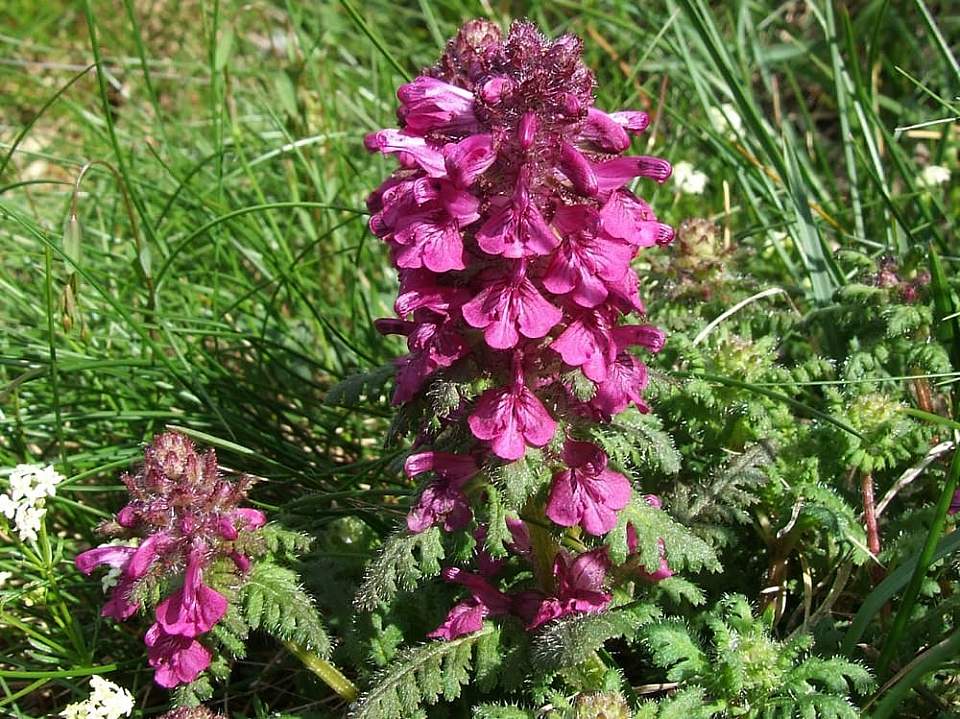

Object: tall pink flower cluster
[76,432,266,688]
[367,20,674,639]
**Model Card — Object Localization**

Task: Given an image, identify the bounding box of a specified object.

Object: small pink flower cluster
[76,433,266,688]
[368,20,675,639]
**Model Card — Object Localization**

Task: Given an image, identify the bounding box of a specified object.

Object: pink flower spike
[545,440,631,535]
[468,360,556,460]
[462,264,562,349]
[145,623,212,688]
[155,548,227,637]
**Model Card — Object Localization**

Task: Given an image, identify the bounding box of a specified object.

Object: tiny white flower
[59,701,85,719]
[61,676,134,719]
[13,503,45,543]
[0,493,17,520]
[708,103,743,140]
[8,465,37,502]
[672,161,709,195]
[919,164,951,187]
[32,465,64,498]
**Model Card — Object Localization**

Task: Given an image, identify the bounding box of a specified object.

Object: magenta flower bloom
[145,623,213,689]
[155,547,228,637]
[461,262,563,350]
[468,356,557,460]
[74,432,268,688]
[406,452,478,533]
[545,441,631,535]
[428,567,513,640]
[525,548,612,629]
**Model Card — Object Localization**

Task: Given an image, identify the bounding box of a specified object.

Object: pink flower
[550,308,619,382]
[443,134,496,188]
[591,156,673,195]
[76,544,142,621]
[546,441,631,535]
[394,269,470,318]
[461,263,562,350]
[155,547,227,637]
[525,549,612,629]
[468,359,556,460]
[216,508,267,541]
[145,623,212,688]
[428,567,513,640]
[397,76,478,134]
[475,179,559,258]
[406,452,478,533]
[599,191,674,248]
[542,205,635,308]
[364,129,446,177]
[591,352,650,417]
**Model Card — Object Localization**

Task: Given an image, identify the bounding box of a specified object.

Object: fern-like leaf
[355,527,445,611]
[349,626,493,719]
[531,603,660,671]
[241,561,331,656]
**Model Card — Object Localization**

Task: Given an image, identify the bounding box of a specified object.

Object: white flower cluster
[673,161,709,195]
[0,464,64,543]
[919,164,951,188]
[60,676,135,719]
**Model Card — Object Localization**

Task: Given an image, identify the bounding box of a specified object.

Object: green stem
[877,436,960,676]
[284,640,358,702]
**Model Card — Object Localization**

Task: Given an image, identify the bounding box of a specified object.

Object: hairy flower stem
[284,640,358,702]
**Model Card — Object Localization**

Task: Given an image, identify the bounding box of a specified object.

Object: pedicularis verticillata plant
[75,433,334,703]
[366,17,674,637]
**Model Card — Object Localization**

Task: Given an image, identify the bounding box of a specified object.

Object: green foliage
[606,497,720,572]
[473,705,536,719]
[355,527,445,610]
[241,561,331,656]
[531,603,660,672]
[642,595,872,718]
[325,364,396,407]
[350,625,494,719]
